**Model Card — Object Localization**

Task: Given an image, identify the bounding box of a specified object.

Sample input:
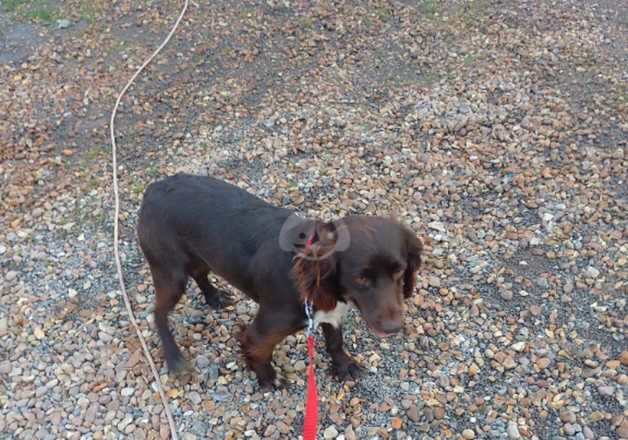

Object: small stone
[564,423,576,436]
[0,318,6,333]
[619,351,628,366]
[407,405,420,422]
[121,387,135,397]
[434,407,445,419]
[584,359,599,368]
[537,357,551,369]
[563,279,574,293]
[57,19,71,29]
[582,426,594,439]
[468,363,480,376]
[5,271,18,281]
[607,360,620,369]
[33,327,45,339]
[462,428,476,439]
[294,360,306,371]
[68,288,78,299]
[560,410,576,423]
[503,356,517,370]
[507,421,521,439]
[427,221,446,232]
[471,260,488,274]
[500,290,514,300]
[529,305,542,316]
[117,415,133,431]
[196,355,210,370]
[323,425,338,439]
[0,245,6,254]
[512,342,526,352]
[84,404,98,424]
[597,385,613,396]
[188,391,202,405]
[428,276,441,287]
[584,266,600,278]
[391,417,403,429]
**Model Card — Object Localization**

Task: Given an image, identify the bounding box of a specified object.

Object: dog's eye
[355,276,372,287]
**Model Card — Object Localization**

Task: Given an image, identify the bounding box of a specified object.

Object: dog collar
[305,234,315,251]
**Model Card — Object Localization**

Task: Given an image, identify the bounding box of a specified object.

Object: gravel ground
[1,1,626,439]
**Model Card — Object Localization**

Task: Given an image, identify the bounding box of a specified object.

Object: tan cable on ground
[110,1,189,439]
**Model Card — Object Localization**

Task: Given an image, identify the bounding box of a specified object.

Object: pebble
[462,428,476,439]
[500,290,514,300]
[503,356,517,370]
[0,244,5,254]
[121,387,134,397]
[560,410,576,423]
[512,342,526,352]
[564,423,576,436]
[5,270,18,281]
[188,392,202,405]
[323,425,338,439]
[57,19,71,29]
[407,405,420,422]
[597,385,613,396]
[117,415,133,431]
[507,421,521,439]
[427,221,446,232]
[196,355,210,370]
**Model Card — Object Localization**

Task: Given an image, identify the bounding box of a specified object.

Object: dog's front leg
[240,308,294,389]
[321,323,363,380]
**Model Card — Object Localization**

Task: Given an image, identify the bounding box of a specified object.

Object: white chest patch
[313,301,351,329]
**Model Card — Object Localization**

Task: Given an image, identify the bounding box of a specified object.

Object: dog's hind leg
[191,267,234,309]
[151,264,188,374]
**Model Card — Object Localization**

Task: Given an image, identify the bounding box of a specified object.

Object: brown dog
[137,174,422,388]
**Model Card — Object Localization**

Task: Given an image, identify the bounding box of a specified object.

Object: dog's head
[291,216,422,338]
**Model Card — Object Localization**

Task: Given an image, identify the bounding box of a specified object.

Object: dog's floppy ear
[403,229,423,298]
[290,223,339,311]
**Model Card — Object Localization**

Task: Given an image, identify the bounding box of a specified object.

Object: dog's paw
[166,354,190,376]
[205,290,235,309]
[331,357,364,381]
[259,376,289,391]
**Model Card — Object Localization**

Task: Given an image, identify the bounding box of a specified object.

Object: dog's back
[137,173,291,292]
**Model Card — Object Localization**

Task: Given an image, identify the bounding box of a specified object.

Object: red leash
[302,301,318,440]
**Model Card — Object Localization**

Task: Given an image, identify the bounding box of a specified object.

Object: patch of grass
[420,0,439,15]
[300,17,314,30]
[3,0,104,25]
[455,0,490,23]
[130,181,145,195]
[2,0,27,11]
[377,5,391,22]
[463,53,475,67]
[78,1,103,24]
[26,3,53,22]
[2,0,58,24]
[85,177,100,191]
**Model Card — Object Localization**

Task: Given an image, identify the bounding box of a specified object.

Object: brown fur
[137,174,423,388]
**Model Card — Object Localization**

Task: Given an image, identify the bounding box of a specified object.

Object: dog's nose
[380,319,402,334]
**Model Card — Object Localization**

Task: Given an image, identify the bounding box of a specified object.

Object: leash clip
[304,300,314,337]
